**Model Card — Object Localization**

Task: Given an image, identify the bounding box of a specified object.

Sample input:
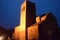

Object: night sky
[0,0,60,29]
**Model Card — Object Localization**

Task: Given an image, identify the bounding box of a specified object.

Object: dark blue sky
[0,0,60,29]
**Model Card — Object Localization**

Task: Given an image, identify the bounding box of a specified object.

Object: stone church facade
[12,0,57,40]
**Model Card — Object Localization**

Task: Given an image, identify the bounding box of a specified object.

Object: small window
[22,6,25,11]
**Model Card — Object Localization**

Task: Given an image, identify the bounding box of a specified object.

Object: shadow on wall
[38,12,60,40]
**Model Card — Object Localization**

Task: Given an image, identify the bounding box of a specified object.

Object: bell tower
[18,0,36,40]
[20,0,36,27]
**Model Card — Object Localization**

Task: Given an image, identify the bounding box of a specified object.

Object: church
[12,0,57,40]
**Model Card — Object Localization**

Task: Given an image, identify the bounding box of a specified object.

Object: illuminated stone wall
[13,1,26,40]
[27,23,39,40]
